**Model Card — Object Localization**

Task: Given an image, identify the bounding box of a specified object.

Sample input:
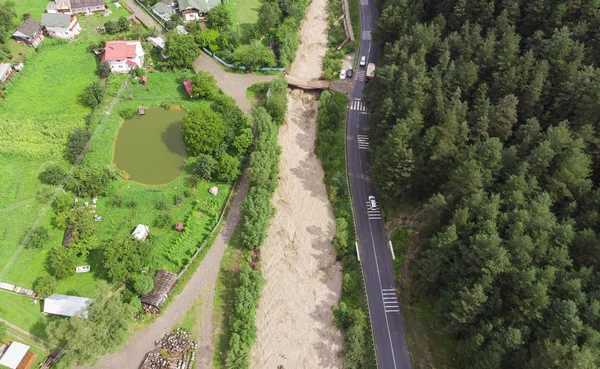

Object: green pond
[113,107,188,185]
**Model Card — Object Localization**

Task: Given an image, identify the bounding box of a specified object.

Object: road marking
[366,201,381,219]
[358,134,369,150]
[355,70,366,81]
[351,100,368,112]
[382,289,400,313]
[362,30,372,40]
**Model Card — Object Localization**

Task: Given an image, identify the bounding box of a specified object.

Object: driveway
[89,173,250,369]
[122,0,163,34]
[193,53,276,113]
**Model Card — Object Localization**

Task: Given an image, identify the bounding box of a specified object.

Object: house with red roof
[101,40,145,73]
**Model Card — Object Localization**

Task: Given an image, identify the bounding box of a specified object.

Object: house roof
[0,63,11,81]
[103,40,140,61]
[12,18,41,39]
[147,36,165,50]
[141,270,178,309]
[153,2,174,16]
[0,342,29,369]
[41,13,71,28]
[56,0,71,9]
[43,294,93,318]
[178,0,219,13]
[183,80,192,97]
[70,0,106,8]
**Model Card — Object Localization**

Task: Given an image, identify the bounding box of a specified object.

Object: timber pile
[140,328,197,369]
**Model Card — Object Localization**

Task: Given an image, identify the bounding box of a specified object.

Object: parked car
[359,56,366,67]
[339,69,346,80]
[368,195,377,209]
[347,68,353,78]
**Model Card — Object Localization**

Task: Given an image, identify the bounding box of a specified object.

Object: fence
[201,47,286,72]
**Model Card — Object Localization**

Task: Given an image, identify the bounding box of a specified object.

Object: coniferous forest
[366,1,600,368]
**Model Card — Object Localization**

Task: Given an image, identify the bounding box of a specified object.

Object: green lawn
[0,291,56,341]
[225,0,261,42]
[13,0,53,18]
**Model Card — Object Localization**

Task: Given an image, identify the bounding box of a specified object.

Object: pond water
[113,107,188,185]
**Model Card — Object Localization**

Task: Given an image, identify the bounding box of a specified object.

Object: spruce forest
[366,1,600,368]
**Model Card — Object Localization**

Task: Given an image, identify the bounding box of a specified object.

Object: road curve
[345,1,413,369]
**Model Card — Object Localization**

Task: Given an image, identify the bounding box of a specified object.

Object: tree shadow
[161,121,188,159]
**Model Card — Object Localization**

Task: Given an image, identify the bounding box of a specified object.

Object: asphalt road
[346,1,413,368]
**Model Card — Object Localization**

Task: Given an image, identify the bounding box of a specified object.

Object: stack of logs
[140,328,197,369]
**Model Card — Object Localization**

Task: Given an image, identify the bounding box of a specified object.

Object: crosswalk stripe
[350,100,368,112]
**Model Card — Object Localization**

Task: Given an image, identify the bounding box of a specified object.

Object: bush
[191,71,218,98]
[25,226,50,249]
[81,80,105,108]
[47,247,75,280]
[155,199,168,210]
[216,154,241,182]
[99,61,111,78]
[126,200,137,208]
[39,165,66,185]
[33,275,57,298]
[111,195,124,208]
[193,154,217,181]
[66,166,116,197]
[119,107,137,119]
[104,16,130,34]
[66,128,92,164]
[230,44,276,70]
[173,194,184,206]
[265,77,288,125]
[153,212,173,228]
[131,274,154,295]
[240,187,274,249]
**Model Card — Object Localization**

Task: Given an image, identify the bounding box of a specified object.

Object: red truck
[365,63,375,82]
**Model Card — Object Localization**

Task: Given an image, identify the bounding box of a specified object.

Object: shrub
[66,166,116,197]
[25,226,50,249]
[173,194,184,206]
[119,107,137,119]
[155,199,168,210]
[81,80,105,108]
[66,128,92,164]
[104,16,130,34]
[193,154,217,180]
[240,187,274,249]
[191,71,218,98]
[99,61,111,78]
[132,274,154,295]
[111,195,124,207]
[39,165,67,185]
[265,77,288,125]
[33,275,57,298]
[126,200,137,208]
[47,247,75,280]
[153,212,173,228]
[230,44,276,70]
[216,153,241,182]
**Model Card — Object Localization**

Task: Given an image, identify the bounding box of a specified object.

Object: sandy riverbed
[249,0,344,366]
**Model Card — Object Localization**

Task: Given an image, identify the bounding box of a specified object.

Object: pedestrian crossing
[358,134,369,150]
[382,288,399,313]
[367,201,381,220]
[350,99,367,112]
[355,70,366,81]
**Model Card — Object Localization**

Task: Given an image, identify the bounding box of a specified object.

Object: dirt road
[193,54,275,113]
[122,0,163,34]
[250,0,344,366]
[89,173,249,369]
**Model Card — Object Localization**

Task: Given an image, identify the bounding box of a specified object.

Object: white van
[359,56,366,67]
[368,195,377,209]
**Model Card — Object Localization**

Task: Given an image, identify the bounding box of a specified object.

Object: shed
[132,224,150,241]
[43,294,93,318]
[0,63,12,83]
[140,75,147,84]
[141,270,178,310]
[0,342,36,369]
[183,80,192,97]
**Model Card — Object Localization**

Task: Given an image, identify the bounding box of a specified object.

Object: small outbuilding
[132,224,150,241]
[0,63,12,83]
[0,342,36,369]
[43,294,93,318]
[183,80,192,97]
[141,270,178,313]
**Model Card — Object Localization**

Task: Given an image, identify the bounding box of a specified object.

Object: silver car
[368,195,377,209]
[359,56,366,67]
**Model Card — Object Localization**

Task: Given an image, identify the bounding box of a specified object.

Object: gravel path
[193,54,275,113]
[121,0,163,33]
[89,173,249,369]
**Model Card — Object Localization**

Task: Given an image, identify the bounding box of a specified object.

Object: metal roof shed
[141,270,178,310]
[43,294,93,318]
[0,342,30,369]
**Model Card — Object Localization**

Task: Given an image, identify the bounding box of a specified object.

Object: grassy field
[225,0,260,43]
[0,290,56,341]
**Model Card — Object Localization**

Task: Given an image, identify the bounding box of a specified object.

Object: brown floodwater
[113,107,187,185]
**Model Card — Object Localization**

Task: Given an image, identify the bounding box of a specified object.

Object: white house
[177,0,219,21]
[41,13,81,39]
[102,40,145,73]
